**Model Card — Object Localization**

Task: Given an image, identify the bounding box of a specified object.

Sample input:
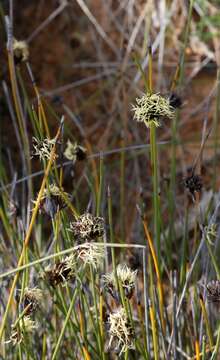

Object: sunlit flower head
[108,307,134,355]
[64,140,87,163]
[32,137,57,161]
[102,264,137,299]
[77,244,105,270]
[132,92,175,128]
[13,38,29,64]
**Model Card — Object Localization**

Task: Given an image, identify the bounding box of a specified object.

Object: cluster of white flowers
[133,93,175,128]
[64,140,87,163]
[77,244,105,270]
[108,307,134,355]
[32,137,57,161]
[103,264,137,299]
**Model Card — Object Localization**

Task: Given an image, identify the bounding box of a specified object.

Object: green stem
[150,124,160,265]
[90,266,103,358]
[51,289,78,360]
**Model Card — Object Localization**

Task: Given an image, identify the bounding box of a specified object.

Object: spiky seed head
[132,92,175,128]
[23,287,43,315]
[43,254,75,287]
[32,137,57,162]
[103,264,137,299]
[12,38,29,65]
[69,213,105,243]
[64,140,87,162]
[206,280,220,302]
[108,307,134,355]
[77,244,105,270]
[7,317,37,346]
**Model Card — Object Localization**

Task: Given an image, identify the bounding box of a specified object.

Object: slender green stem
[150,124,160,264]
[51,289,78,360]
[201,335,206,360]
[89,266,103,358]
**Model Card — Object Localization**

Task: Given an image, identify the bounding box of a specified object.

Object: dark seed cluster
[183,174,203,197]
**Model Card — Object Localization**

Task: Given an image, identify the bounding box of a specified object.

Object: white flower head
[69,213,105,243]
[132,92,175,128]
[77,244,105,270]
[103,264,137,299]
[13,38,29,63]
[64,140,87,162]
[108,307,134,355]
[32,137,57,161]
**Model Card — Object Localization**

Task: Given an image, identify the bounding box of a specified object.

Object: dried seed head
[132,93,175,128]
[77,244,105,270]
[34,184,68,217]
[64,140,87,162]
[22,288,43,315]
[69,213,105,243]
[7,317,37,346]
[183,174,203,198]
[32,137,57,161]
[103,264,137,299]
[108,307,134,355]
[206,280,220,302]
[169,92,182,109]
[12,39,29,65]
[43,254,75,287]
